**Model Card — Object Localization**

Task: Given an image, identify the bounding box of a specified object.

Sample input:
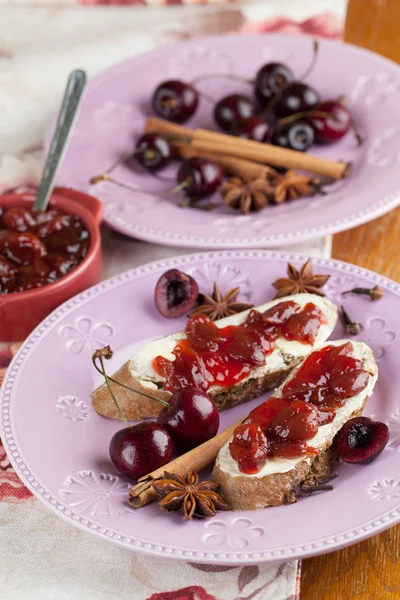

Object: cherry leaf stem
[278,110,333,127]
[171,178,191,195]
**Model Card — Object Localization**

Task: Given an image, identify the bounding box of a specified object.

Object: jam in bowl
[0,188,103,342]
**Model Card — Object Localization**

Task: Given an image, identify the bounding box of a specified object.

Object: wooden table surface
[300,4,400,595]
[301,210,400,599]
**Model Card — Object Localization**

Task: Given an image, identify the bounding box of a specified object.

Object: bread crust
[212,397,368,510]
[91,358,301,421]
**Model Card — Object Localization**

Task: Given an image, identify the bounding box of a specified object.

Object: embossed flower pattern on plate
[368,479,400,501]
[56,395,89,422]
[351,72,400,107]
[59,316,114,354]
[60,471,132,516]
[203,518,264,549]
[186,262,253,302]
[387,410,400,450]
[324,274,355,304]
[361,317,396,360]
[367,127,400,167]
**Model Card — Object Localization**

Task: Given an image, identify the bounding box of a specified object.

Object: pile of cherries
[150,50,355,152]
[128,50,356,204]
[0,206,90,294]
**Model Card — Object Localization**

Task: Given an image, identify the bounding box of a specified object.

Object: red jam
[153,301,325,393]
[229,342,370,473]
[0,206,90,293]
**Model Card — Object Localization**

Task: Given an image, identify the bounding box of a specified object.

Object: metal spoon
[33,69,87,212]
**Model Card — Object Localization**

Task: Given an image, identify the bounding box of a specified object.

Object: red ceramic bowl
[0,187,103,342]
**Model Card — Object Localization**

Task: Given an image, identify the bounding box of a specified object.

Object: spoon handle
[33,69,87,212]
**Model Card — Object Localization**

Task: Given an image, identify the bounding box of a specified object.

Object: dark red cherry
[109,422,173,480]
[0,207,3,228]
[308,101,351,144]
[133,133,173,171]
[254,62,294,107]
[157,387,219,451]
[273,82,320,118]
[2,207,36,232]
[271,120,315,151]
[0,255,16,292]
[337,417,389,464]
[155,268,199,318]
[214,94,256,133]
[152,79,199,123]
[2,231,46,266]
[177,157,223,197]
[237,115,273,143]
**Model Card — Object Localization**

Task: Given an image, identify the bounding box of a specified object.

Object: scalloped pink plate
[2,251,400,564]
[46,34,400,249]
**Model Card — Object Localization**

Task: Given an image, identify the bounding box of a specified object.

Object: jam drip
[153,301,325,393]
[229,342,370,474]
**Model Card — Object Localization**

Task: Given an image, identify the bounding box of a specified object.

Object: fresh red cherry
[2,231,46,266]
[237,115,273,143]
[177,157,223,197]
[308,100,351,144]
[273,82,320,118]
[0,255,16,293]
[2,207,36,232]
[110,422,173,480]
[155,268,199,318]
[214,94,256,133]
[336,417,389,464]
[157,387,219,451]
[254,62,294,107]
[152,79,199,123]
[271,120,315,151]
[133,133,173,171]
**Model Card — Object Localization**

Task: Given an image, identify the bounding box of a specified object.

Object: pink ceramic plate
[2,251,400,564]
[46,34,400,248]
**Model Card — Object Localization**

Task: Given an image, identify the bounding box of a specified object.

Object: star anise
[274,170,323,204]
[272,259,330,299]
[153,471,228,520]
[188,283,253,321]
[219,176,275,214]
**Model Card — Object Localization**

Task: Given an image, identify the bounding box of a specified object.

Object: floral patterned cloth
[0,3,344,598]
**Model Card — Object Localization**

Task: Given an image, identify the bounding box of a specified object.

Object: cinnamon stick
[145,117,351,180]
[128,417,243,508]
[175,142,279,181]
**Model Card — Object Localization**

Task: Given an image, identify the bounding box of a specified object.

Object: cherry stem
[350,120,363,146]
[278,110,334,127]
[92,351,130,426]
[171,178,191,195]
[92,173,170,198]
[191,73,253,86]
[298,39,319,81]
[92,347,170,415]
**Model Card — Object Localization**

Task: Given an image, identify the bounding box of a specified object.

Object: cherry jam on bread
[0,206,90,294]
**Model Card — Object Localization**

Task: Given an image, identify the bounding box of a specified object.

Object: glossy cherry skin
[152,79,199,123]
[271,120,315,151]
[237,115,273,143]
[177,157,223,197]
[273,82,320,118]
[254,62,294,107]
[308,100,351,144]
[157,387,219,451]
[109,422,173,480]
[336,417,389,464]
[133,133,173,171]
[214,94,256,133]
[1,231,47,266]
[155,268,199,318]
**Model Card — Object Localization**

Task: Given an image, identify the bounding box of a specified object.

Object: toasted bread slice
[92,294,337,421]
[212,340,378,510]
